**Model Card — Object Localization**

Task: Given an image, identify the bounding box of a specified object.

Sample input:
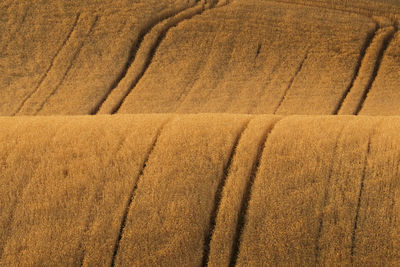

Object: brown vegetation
[1,0,399,115]
[0,115,400,266]
[1,0,400,266]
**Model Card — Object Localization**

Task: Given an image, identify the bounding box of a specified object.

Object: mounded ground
[1,0,400,266]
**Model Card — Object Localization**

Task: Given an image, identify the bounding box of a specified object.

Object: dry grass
[0,0,197,116]
[1,0,400,266]
[113,114,249,266]
[0,115,170,266]
[1,0,399,115]
[0,115,400,266]
[117,0,378,115]
[359,31,400,115]
[235,116,400,266]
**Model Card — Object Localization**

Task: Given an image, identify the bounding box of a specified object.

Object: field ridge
[350,120,381,262]
[90,2,198,115]
[314,122,347,264]
[354,26,397,114]
[274,49,309,114]
[229,117,282,267]
[14,13,81,115]
[2,0,400,265]
[110,117,171,267]
[201,118,251,267]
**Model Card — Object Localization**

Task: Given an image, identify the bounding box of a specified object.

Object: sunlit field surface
[1,0,400,266]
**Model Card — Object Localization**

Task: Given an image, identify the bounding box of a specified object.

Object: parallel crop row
[1,115,399,266]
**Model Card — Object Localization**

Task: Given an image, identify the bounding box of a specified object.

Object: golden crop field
[1,0,400,266]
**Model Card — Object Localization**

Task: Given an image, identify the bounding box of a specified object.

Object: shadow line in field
[110,118,171,267]
[34,16,99,115]
[314,124,346,265]
[274,49,309,114]
[13,13,81,115]
[333,23,378,114]
[201,119,251,267]
[350,135,372,261]
[91,3,201,115]
[350,120,382,262]
[228,118,282,267]
[354,26,397,115]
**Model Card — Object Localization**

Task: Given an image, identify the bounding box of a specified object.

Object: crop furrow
[354,26,397,115]
[110,118,171,267]
[201,119,251,267]
[78,134,129,267]
[314,124,346,264]
[350,133,373,261]
[229,118,282,267]
[13,13,81,115]
[334,24,378,114]
[107,5,206,114]
[91,3,200,114]
[34,16,99,115]
[96,0,236,114]
[273,50,309,114]
[0,123,66,259]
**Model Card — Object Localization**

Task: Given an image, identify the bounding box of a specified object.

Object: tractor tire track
[201,119,251,267]
[13,13,81,115]
[334,23,378,114]
[110,118,172,267]
[96,0,235,114]
[273,49,309,114]
[34,16,99,115]
[314,124,346,265]
[337,25,396,115]
[354,26,397,115]
[350,120,382,262]
[92,3,201,114]
[229,118,282,267]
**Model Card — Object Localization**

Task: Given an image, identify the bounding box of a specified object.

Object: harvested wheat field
[1,0,400,266]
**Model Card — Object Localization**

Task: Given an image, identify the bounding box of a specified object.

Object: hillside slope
[1,115,400,266]
[1,0,400,266]
[0,0,399,115]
